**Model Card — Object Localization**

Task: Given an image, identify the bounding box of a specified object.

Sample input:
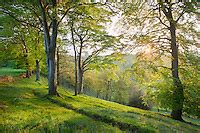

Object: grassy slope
[0,69,200,132]
[0,68,26,76]
[51,90,200,132]
[0,76,121,132]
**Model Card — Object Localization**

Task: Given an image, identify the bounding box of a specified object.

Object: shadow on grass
[46,95,153,132]
[1,115,120,132]
[0,84,120,132]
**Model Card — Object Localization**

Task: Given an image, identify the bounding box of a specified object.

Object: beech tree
[0,0,74,95]
[38,0,61,95]
[148,1,198,121]
[0,18,45,80]
[64,4,118,94]
[120,2,199,120]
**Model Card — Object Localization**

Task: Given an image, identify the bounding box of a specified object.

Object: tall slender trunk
[78,64,84,94]
[21,36,30,78]
[25,60,30,78]
[74,55,78,95]
[48,49,57,95]
[48,20,58,95]
[96,90,100,98]
[160,3,184,121]
[80,73,84,93]
[25,70,30,78]
[109,81,112,101]
[71,25,78,95]
[105,80,110,100]
[78,37,84,94]
[36,59,40,81]
[39,0,58,95]
[57,46,60,86]
[170,22,184,121]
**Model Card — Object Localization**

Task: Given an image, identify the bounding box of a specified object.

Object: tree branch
[38,0,51,52]
[156,6,170,29]
[175,9,186,23]
[57,7,71,26]
[0,8,42,31]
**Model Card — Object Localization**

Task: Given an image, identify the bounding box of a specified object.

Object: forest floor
[0,68,200,132]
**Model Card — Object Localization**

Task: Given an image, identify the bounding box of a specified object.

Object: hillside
[0,69,200,132]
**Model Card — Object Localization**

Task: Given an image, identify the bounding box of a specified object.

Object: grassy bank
[0,76,121,132]
[0,69,199,132]
[0,67,25,77]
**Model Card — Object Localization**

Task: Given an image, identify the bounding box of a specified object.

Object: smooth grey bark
[77,36,84,94]
[48,52,57,95]
[35,59,40,81]
[71,25,78,95]
[57,46,60,86]
[48,13,58,95]
[78,61,84,94]
[38,0,58,95]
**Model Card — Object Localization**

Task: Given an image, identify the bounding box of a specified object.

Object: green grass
[0,67,26,76]
[151,106,200,126]
[50,90,200,132]
[0,68,200,132]
[0,76,121,132]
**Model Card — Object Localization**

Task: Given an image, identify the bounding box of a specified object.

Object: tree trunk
[57,47,60,86]
[24,54,30,78]
[25,61,30,78]
[160,3,184,121]
[39,0,58,95]
[26,70,30,78]
[48,18,58,95]
[78,67,84,94]
[77,37,84,94]
[21,36,30,78]
[35,59,40,81]
[108,80,112,101]
[105,80,112,101]
[170,22,184,121]
[96,90,100,98]
[71,25,78,96]
[74,56,78,96]
[48,50,57,95]
[81,74,84,93]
